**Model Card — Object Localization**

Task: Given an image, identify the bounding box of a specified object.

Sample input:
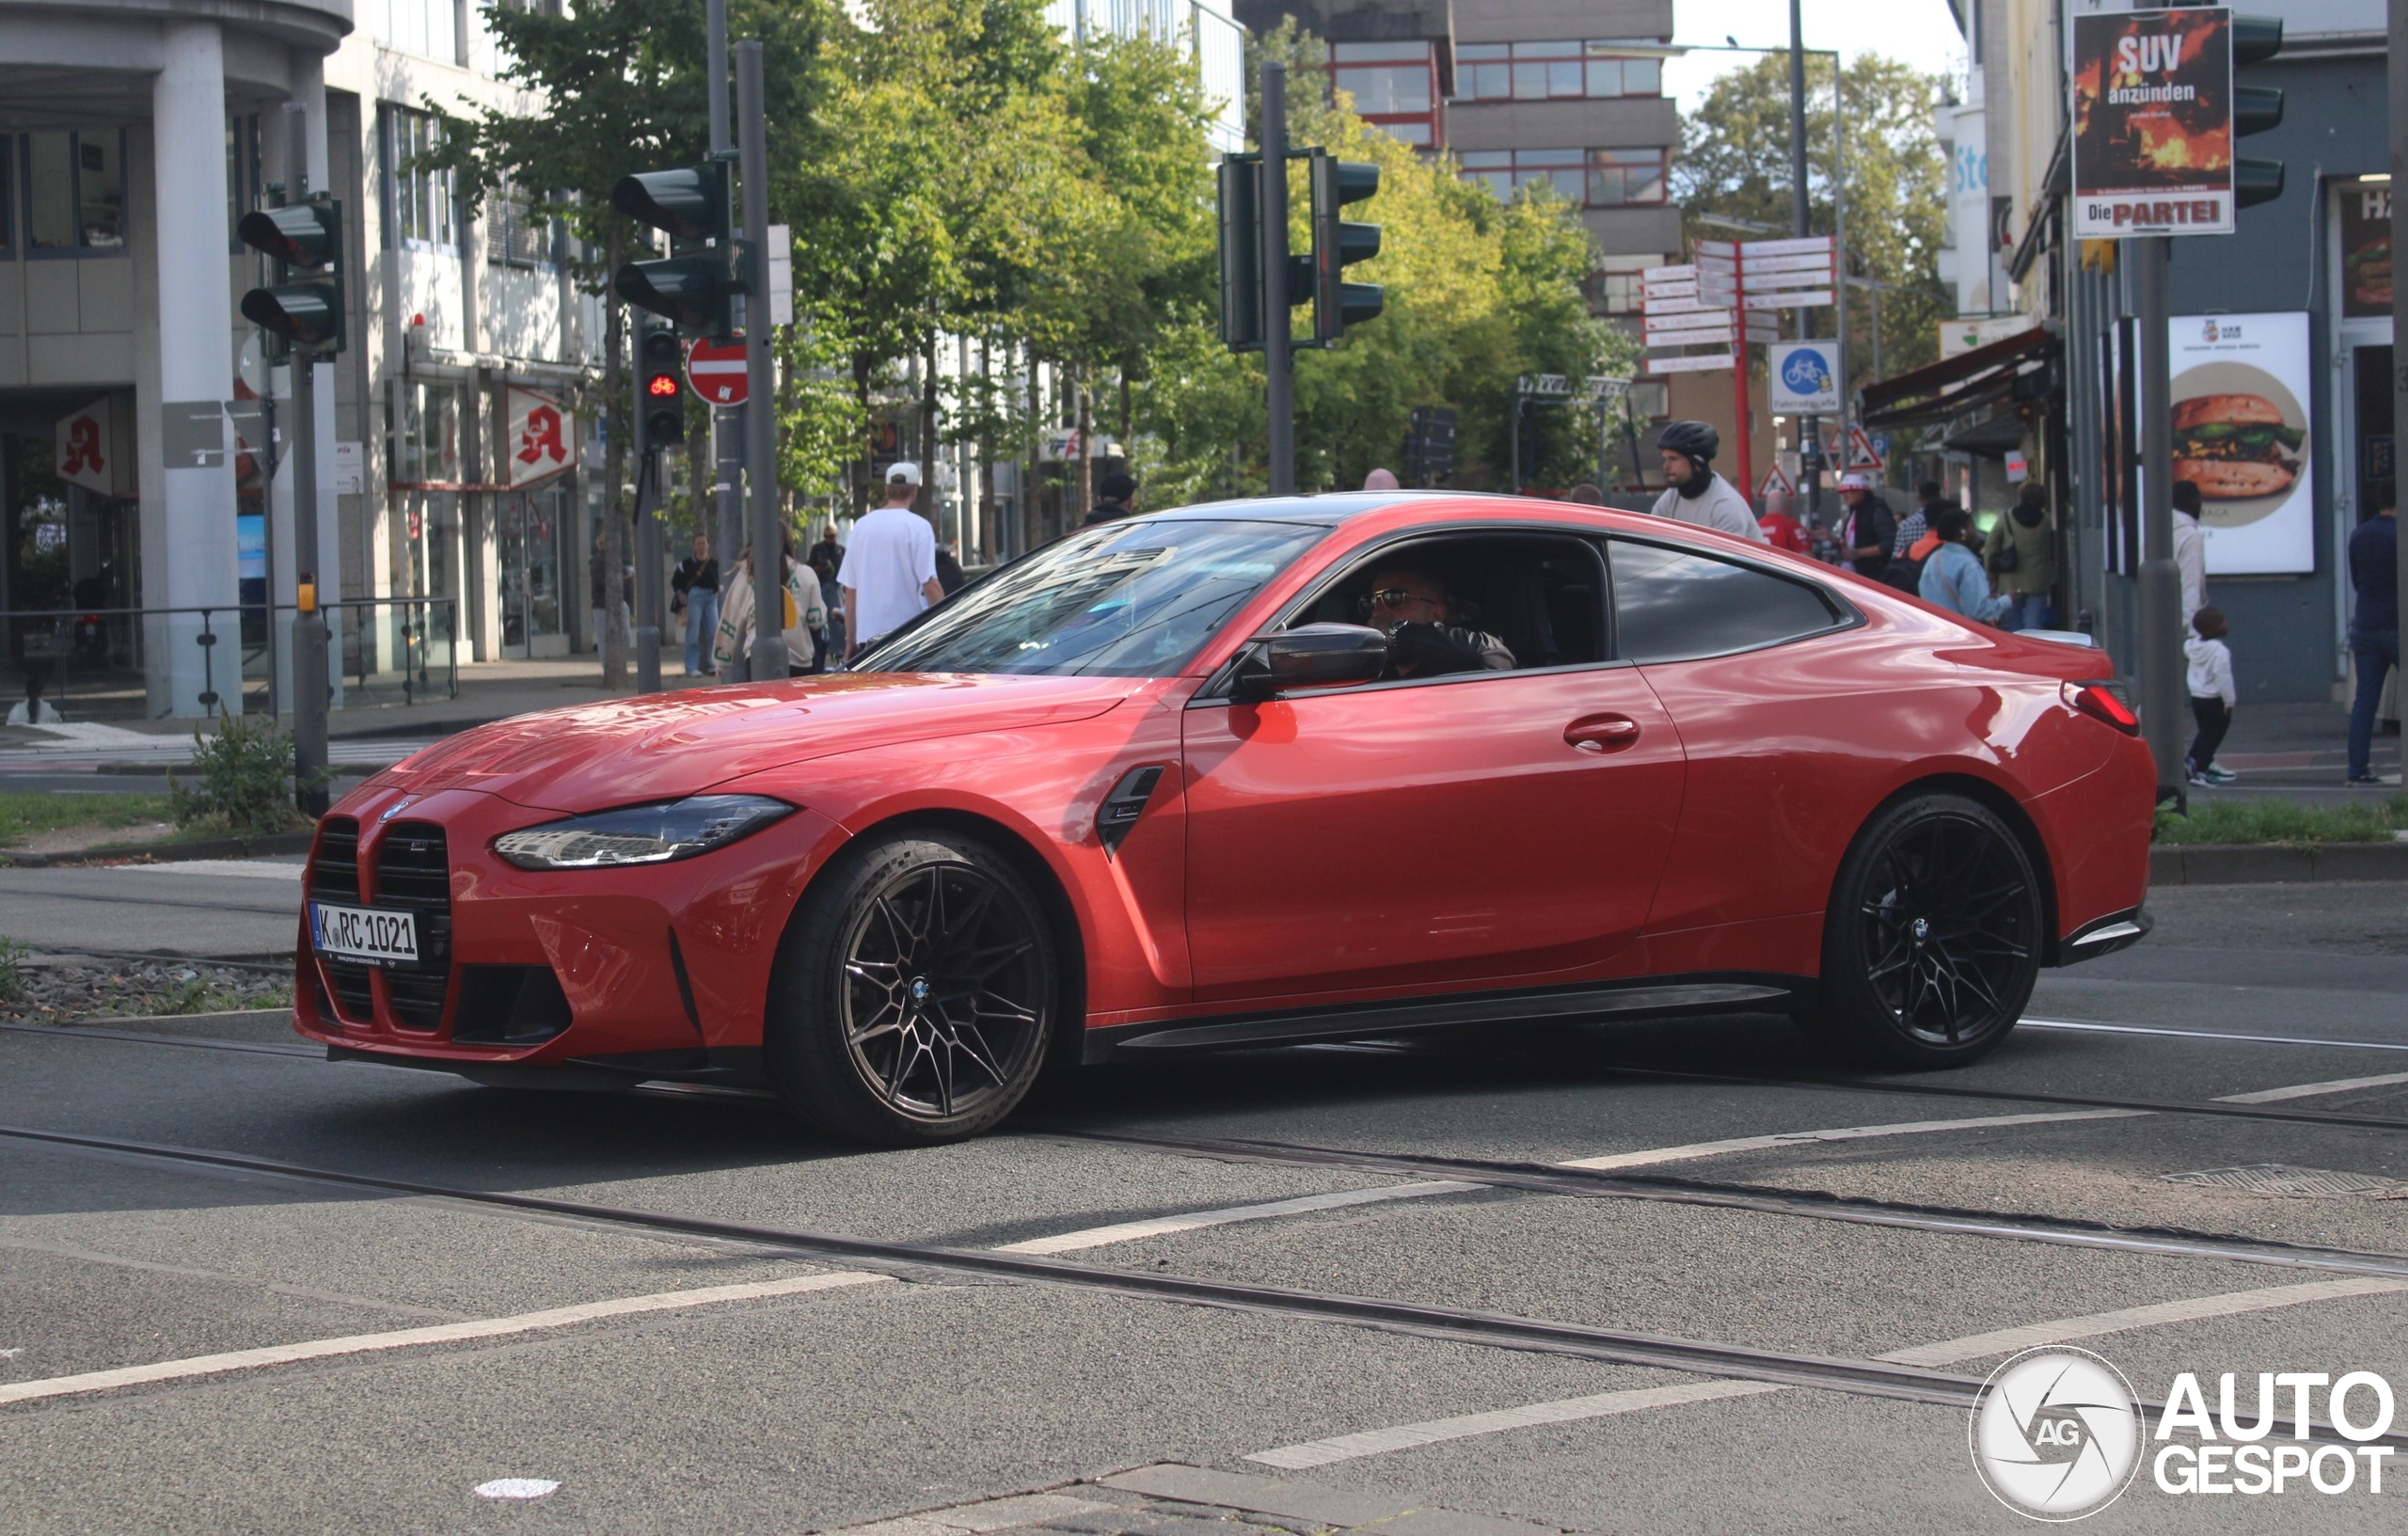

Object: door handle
[1564,715,1641,753]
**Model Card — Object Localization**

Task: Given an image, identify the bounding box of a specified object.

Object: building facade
[0,0,601,721]
[1947,0,2387,705]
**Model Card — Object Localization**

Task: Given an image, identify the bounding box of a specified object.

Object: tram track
[5,1116,2405,1453]
[8,1021,2408,1286]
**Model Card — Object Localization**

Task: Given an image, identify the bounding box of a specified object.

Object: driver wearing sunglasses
[1356,563,1514,679]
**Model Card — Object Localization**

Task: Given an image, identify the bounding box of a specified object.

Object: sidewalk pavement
[2189,699,2402,804]
[0,647,691,772]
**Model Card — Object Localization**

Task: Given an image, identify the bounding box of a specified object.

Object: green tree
[1672,53,1953,397]
[426,0,831,683]
[1130,22,1629,501]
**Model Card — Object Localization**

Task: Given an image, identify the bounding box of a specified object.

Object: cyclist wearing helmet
[1649,420,1766,543]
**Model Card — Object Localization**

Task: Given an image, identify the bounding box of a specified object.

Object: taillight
[2063,680,2140,734]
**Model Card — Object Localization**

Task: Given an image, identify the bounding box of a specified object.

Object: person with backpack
[1988,481,2059,631]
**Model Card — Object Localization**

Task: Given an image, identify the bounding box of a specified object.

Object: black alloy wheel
[1803,792,2043,1068]
[767,830,1058,1144]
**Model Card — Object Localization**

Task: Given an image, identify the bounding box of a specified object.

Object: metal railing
[0,597,458,721]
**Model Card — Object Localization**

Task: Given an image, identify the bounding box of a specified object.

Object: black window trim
[1601,530,1864,667]
[1191,519,1619,706]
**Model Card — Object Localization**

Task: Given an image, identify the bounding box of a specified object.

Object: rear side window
[1608,540,1842,662]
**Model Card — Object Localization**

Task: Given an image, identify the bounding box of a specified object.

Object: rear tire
[764,830,1059,1145]
[1800,792,2042,1069]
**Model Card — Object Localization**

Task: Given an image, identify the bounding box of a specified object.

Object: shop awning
[1858,325,2060,430]
[1942,411,2028,458]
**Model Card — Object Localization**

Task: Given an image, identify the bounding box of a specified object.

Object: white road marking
[991,1181,1482,1256]
[104,860,305,881]
[0,1270,889,1407]
[1554,1109,2149,1171]
[2214,1070,2408,1104]
[473,1479,560,1500]
[1245,1380,1786,1469]
[1877,1276,2408,1367]
[2023,1018,2408,1053]
[1244,1276,2405,1469]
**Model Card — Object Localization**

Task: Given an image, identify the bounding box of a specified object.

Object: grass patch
[2155,796,2408,846]
[0,792,172,847]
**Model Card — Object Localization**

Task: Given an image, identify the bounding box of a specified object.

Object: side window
[1608,541,1842,662]
[1295,533,1608,673]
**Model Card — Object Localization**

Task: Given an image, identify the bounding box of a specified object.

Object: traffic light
[2231,15,2286,210]
[611,161,738,338]
[1306,150,1382,345]
[237,197,345,356]
[1217,153,1263,353]
[638,320,685,451]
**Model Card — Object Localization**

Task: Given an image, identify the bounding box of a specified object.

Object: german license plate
[309,902,419,966]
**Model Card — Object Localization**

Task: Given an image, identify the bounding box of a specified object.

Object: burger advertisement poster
[2169,310,2314,575]
[2071,8,2234,239]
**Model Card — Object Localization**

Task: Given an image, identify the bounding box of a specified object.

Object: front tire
[1804,793,2042,1068]
[765,830,1059,1144]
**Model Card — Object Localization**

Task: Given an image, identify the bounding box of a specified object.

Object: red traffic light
[646,374,679,397]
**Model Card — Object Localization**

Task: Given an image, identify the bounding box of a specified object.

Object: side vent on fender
[1097,765,1167,857]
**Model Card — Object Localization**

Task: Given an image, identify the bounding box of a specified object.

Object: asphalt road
[0,859,305,958]
[1,879,2403,1534]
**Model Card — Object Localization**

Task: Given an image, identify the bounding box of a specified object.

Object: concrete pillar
[152,22,239,717]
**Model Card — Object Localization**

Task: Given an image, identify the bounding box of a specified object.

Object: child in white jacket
[2185,607,2237,786]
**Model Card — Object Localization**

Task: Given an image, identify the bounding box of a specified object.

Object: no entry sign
[686,339,748,405]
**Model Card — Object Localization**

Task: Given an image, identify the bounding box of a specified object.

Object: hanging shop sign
[506,387,576,488]
[2071,8,2235,238]
[55,398,121,495]
[2168,309,2312,575]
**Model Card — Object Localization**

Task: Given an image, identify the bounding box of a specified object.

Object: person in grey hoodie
[1648,420,1766,543]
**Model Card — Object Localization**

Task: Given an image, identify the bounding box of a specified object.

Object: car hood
[363,673,1136,813]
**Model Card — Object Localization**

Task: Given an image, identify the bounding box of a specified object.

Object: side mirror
[1232,623,1389,703]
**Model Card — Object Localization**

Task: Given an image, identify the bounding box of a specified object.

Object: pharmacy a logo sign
[1971,1348,2144,1520]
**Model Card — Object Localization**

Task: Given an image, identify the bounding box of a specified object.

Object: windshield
[853,519,1322,677]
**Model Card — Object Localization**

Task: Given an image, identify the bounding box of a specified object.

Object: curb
[2151,839,2408,885]
[93,760,406,778]
[1,831,318,869]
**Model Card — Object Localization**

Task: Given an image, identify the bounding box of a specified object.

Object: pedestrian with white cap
[840,462,945,662]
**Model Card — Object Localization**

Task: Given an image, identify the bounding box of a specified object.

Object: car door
[1180,539,1687,1007]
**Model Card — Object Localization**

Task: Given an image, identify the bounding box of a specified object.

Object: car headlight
[493,795,796,871]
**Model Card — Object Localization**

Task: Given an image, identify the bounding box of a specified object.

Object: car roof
[1131,490,1642,530]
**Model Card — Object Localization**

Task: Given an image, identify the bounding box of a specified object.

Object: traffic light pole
[2133,234,2184,804]
[1259,60,1293,497]
[282,103,329,815]
[707,0,743,628]
[739,40,784,683]
[633,439,663,693]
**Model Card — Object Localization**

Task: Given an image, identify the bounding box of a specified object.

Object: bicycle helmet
[1657,420,1719,462]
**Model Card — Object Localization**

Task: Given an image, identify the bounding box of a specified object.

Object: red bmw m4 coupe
[296,494,2155,1143]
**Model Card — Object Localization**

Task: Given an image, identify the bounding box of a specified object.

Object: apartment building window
[374,0,460,64]
[1460,148,1668,208]
[21,131,128,256]
[1589,149,1667,206]
[383,105,455,249]
[1455,40,1663,103]
[486,179,547,266]
[1327,40,1440,148]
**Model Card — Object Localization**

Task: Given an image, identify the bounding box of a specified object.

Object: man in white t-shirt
[840,462,945,660]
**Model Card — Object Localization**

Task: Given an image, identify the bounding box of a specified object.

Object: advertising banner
[2337,178,2392,320]
[2071,8,2235,238]
[1767,340,1841,415]
[2168,310,2313,575]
